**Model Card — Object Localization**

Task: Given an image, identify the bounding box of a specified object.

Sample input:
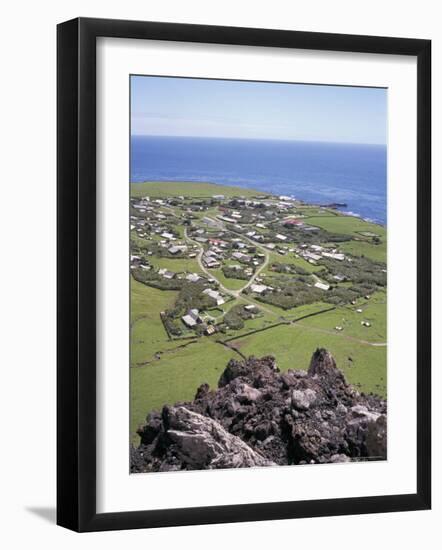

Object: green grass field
[278,301,335,320]
[211,268,248,291]
[232,323,386,397]
[193,207,224,219]
[339,240,387,263]
[221,308,281,339]
[266,251,324,274]
[130,281,180,366]
[299,293,387,343]
[239,297,288,317]
[214,269,247,291]
[295,206,338,217]
[148,255,201,274]
[130,181,266,199]
[303,215,386,239]
[131,340,235,442]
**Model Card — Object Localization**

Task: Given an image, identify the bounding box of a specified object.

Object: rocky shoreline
[131,349,387,473]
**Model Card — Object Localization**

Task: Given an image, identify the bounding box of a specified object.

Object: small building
[284,218,303,226]
[250,284,268,294]
[302,225,320,232]
[188,309,201,322]
[203,256,221,269]
[182,309,202,328]
[323,252,345,261]
[217,215,237,224]
[275,234,288,241]
[232,252,251,263]
[205,325,216,336]
[209,238,227,246]
[314,281,330,291]
[305,252,322,262]
[182,314,197,328]
[168,245,187,255]
[186,273,201,283]
[161,232,176,240]
[130,254,141,262]
[202,288,225,306]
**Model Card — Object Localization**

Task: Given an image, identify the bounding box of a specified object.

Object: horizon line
[131,133,386,147]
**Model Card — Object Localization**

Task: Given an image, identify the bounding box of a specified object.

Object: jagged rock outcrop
[131,348,387,473]
[130,406,275,472]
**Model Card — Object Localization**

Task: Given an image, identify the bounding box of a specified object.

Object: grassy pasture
[295,206,338,217]
[232,323,386,398]
[266,251,324,274]
[130,181,266,199]
[130,281,179,366]
[221,308,281,339]
[277,301,335,320]
[211,268,247,291]
[131,340,235,442]
[339,240,387,263]
[148,255,201,274]
[299,292,387,343]
[304,215,386,239]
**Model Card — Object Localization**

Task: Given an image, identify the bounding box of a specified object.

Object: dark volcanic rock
[131,348,387,473]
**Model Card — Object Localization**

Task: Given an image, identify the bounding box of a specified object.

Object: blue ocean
[131,136,387,225]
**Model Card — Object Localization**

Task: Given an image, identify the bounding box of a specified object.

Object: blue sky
[131,76,387,145]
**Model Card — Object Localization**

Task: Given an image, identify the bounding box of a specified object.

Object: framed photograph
[57,18,431,532]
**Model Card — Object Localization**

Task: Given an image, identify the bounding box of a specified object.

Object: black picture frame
[57,17,431,532]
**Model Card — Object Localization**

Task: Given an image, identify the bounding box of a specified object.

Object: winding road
[185,221,270,296]
[184,223,278,317]
[182,214,386,346]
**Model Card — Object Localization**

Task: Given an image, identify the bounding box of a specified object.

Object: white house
[314,281,330,291]
[250,284,268,294]
[203,288,225,306]
[323,252,345,261]
[168,245,187,255]
[182,314,197,328]
[304,252,322,262]
[186,273,201,283]
[161,232,175,241]
[232,252,251,263]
